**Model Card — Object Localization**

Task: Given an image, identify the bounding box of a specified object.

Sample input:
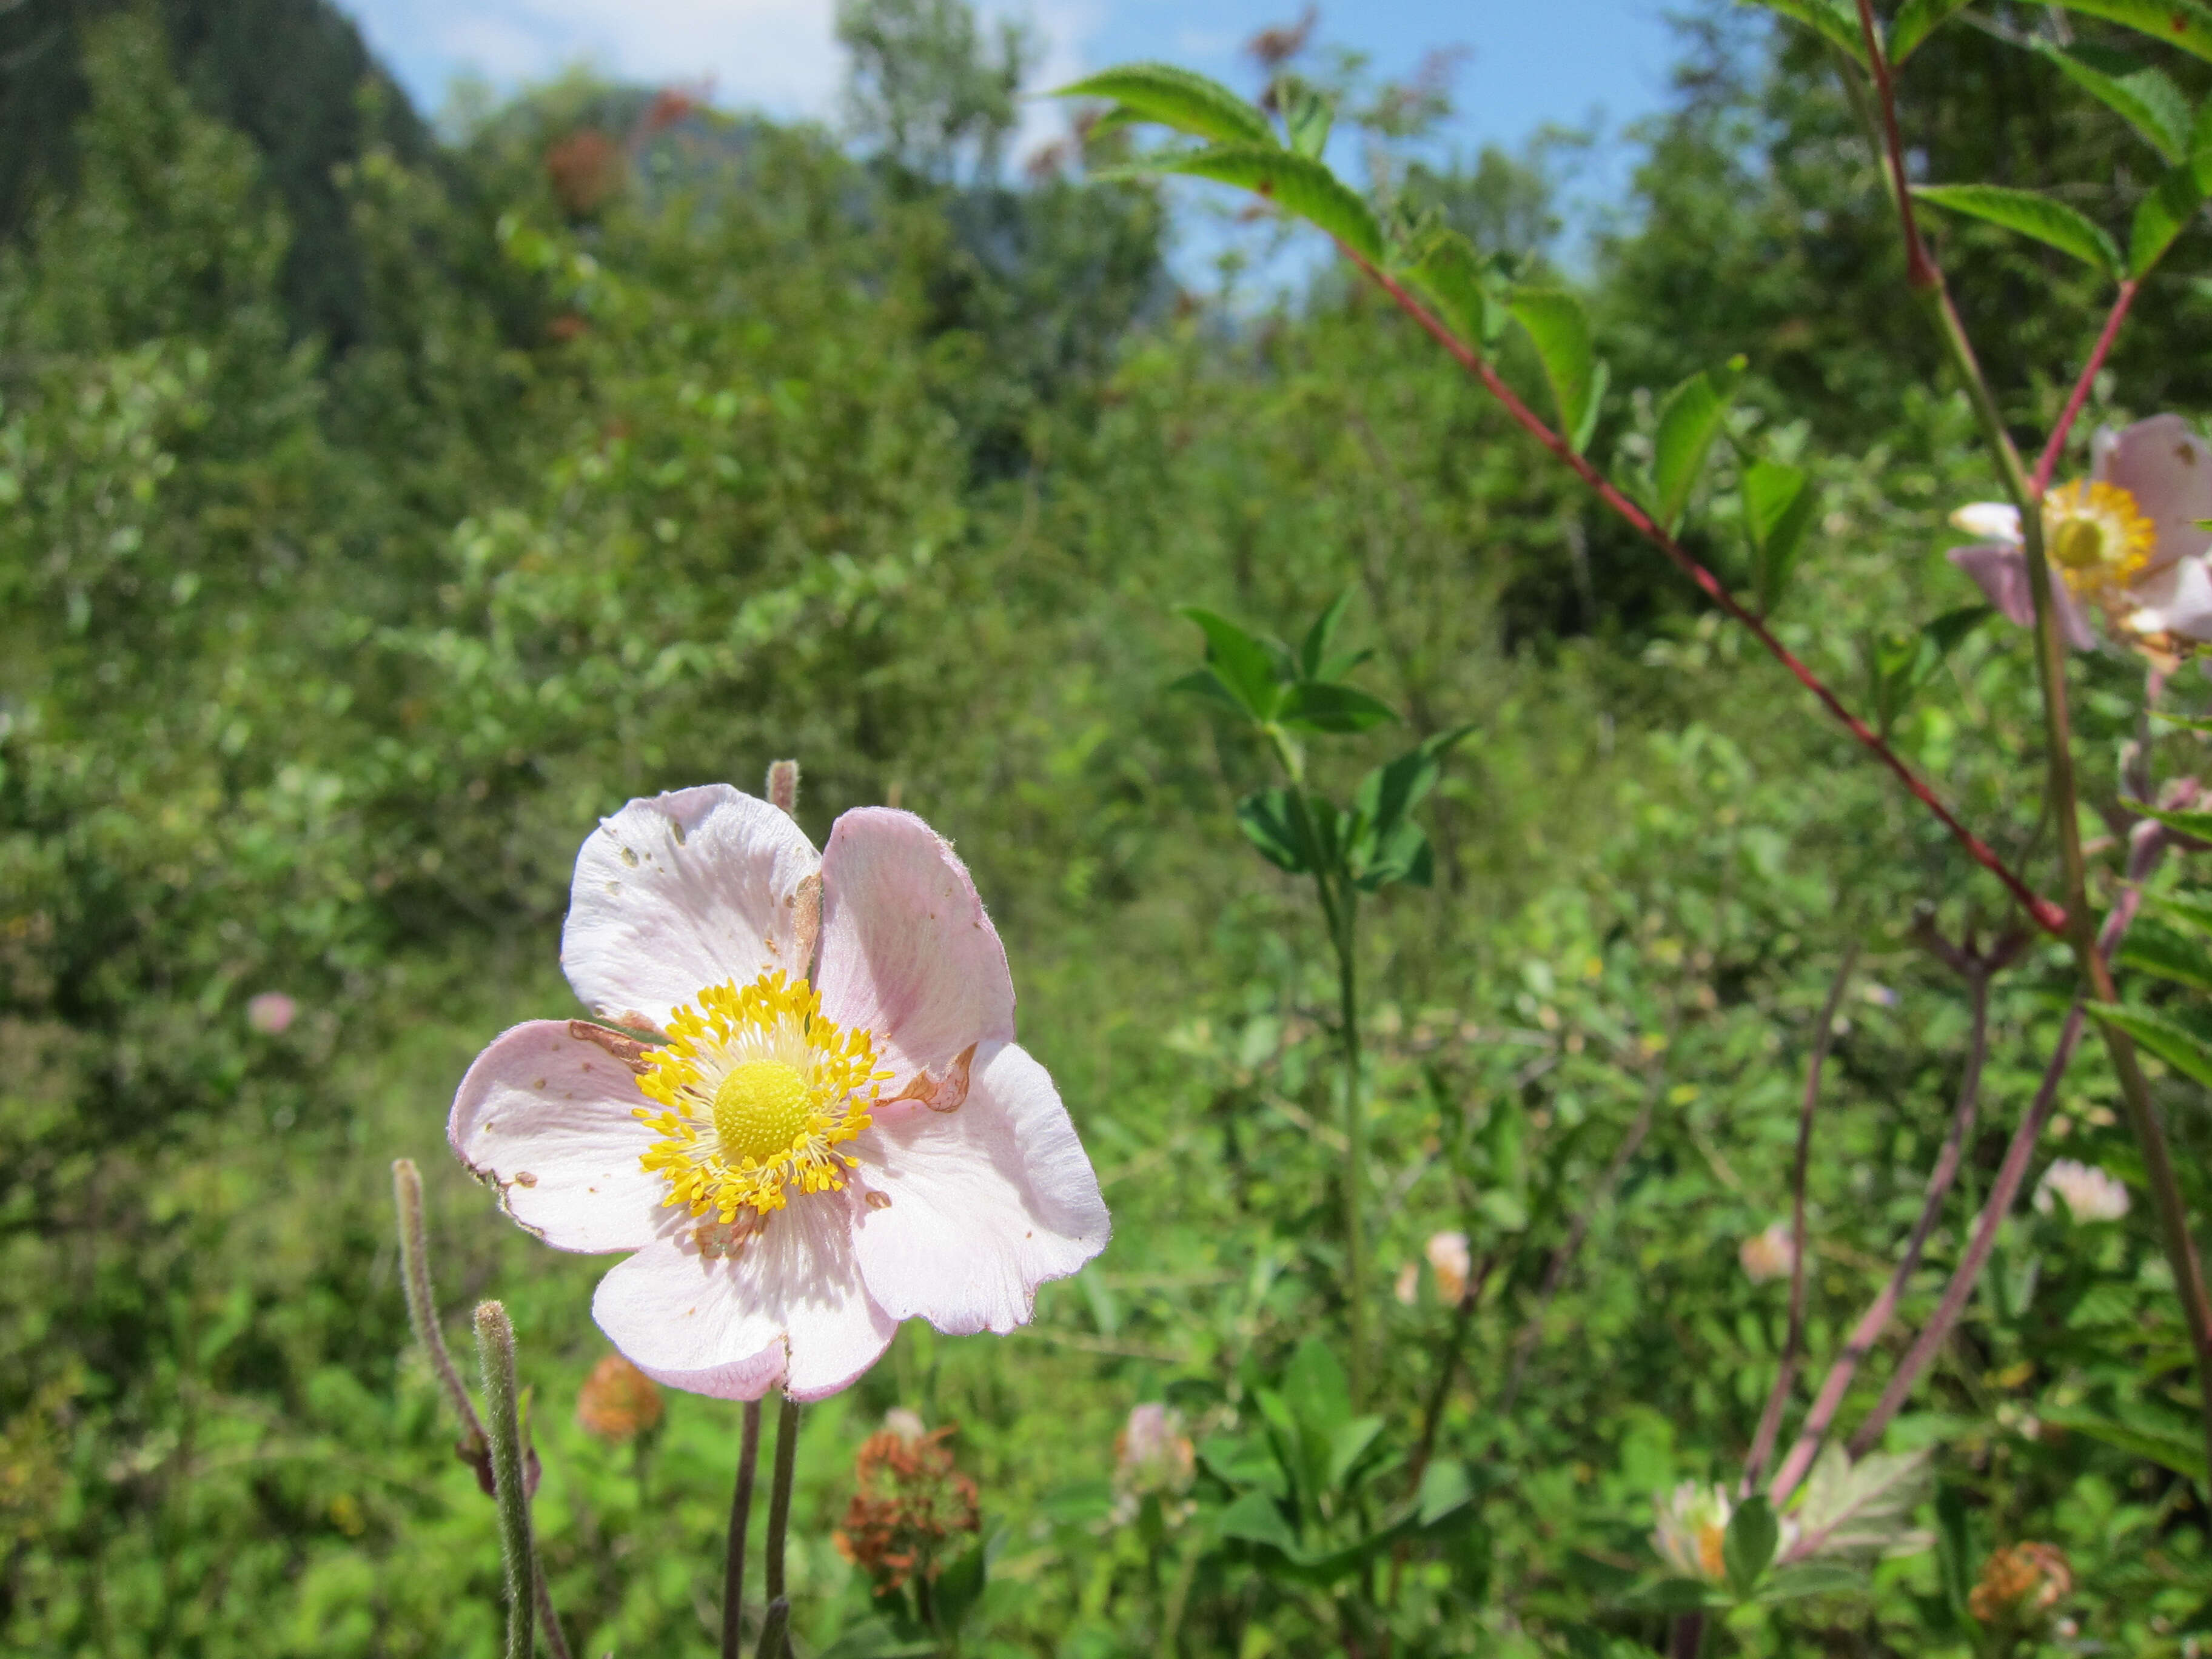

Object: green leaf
[1913,184,2123,276]
[930,1538,988,1633]
[1282,1338,1355,1436]
[1147,145,1382,261]
[1510,289,1605,454]
[1724,1496,1779,1598]
[1324,1415,1387,1492]
[1405,227,1512,350]
[1050,62,1276,146]
[1743,458,1817,613]
[2045,0,2212,67]
[2039,1404,2207,1480]
[1750,0,1872,65]
[2087,1002,2212,1087]
[2130,156,2208,275]
[1416,1459,1476,1528]
[1350,819,1434,891]
[2034,41,2192,161]
[1355,724,1478,841]
[1168,667,1255,717]
[1786,1446,1931,1562]
[1891,0,1976,61]
[2148,889,2212,934]
[1276,680,1399,734]
[2123,796,2212,840]
[1276,74,1336,158]
[2119,919,2212,991]
[1236,787,1322,876]
[1757,1562,1870,1601]
[1299,591,1353,679]
[1179,605,1283,719]
[1651,360,1745,532]
[1218,1489,1302,1553]
[1934,1486,1975,1624]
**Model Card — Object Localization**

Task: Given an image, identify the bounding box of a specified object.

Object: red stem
[1856,0,1937,291]
[2031,281,2139,497]
[1340,246,2066,935]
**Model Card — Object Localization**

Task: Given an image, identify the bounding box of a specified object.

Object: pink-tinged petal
[592,1197,896,1401]
[816,808,1016,1079]
[2130,557,2212,642]
[2094,414,2212,571]
[563,785,820,1031]
[449,1021,668,1253]
[1949,502,2021,544]
[1947,544,2096,649]
[850,1041,1110,1335]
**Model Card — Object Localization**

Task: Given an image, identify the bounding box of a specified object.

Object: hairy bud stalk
[474,1302,537,1659]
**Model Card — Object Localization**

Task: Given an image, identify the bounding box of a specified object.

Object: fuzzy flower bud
[1652,1481,1732,1583]
[1114,1403,1195,1499]
[834,1422,979,1595]
[575,1353,663,1444]
[246,991,298,1034]
[2034,1159,2130,1224]
[1738,1222,1795,1285]
[1969,1541,2072,1626]
[1426,1230,1472,1304]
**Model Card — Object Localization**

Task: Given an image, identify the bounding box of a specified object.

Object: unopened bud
[575,1353,663,1444]
[1739,1222,1795,1284]
[1426,1230,1471,1303]
[1651,1481,1731,1583]
[1969,1541,2072,1625]
[766,759,800,817]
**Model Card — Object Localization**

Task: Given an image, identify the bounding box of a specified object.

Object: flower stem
[474,1302,537,1659]
[1330,885,1369,1409]
[762,1395,800,1658]
[2032,281,2138,495]
[1335,244,2062,934]
[722,1401,763,1659]
[392,1159,488,1460]
[752,1598,790,1659]
[1850,0,2212,1492]
[1743,945,1859,1494]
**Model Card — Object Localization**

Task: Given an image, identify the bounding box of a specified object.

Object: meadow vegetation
[5,1,2212,1652]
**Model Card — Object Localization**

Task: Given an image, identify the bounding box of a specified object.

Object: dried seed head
[833,1422,979,1594]
[575,1353,664,1444]
[1969,1542,2073,1626]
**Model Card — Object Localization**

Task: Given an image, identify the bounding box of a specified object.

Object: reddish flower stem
[1337,244,2065,935]
[1857,0,1937,291]
[2031,281,2139,497]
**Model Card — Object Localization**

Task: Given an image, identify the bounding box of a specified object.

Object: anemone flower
[449,785,1110,1401]
[1948,414,2212,652]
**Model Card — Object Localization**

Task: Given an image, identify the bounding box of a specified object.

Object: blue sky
[333,0,1685,176]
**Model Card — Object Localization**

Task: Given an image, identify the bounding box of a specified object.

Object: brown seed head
[833,1423,980,1594]
[1968,1541,2073,1625]
[575,1353,664,1444]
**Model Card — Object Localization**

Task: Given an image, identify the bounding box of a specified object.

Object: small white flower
[1652,1481,1731,1583]
[1739,1222,1795,1285]
[2034,1159,2130,1224]
[1426,1230,1472,1304]
[449,785,1110,1401]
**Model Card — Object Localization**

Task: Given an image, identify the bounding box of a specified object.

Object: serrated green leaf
[1179,605,1284,719]
[1652,360,1744,532]
[2034,41,2192,161]
[2123,796,2212,840]
[1276,74,1336,158]
[1147,144,1382,260]
[1744,458,1817,613]
[2131,156,2207,275]
[2119,919,2212,991]
[1724,1496,1780,1598]
[1913,183,2122,276]
[1510,289,1604,454]
[1891,0,1976,60]
[1276,680,1399,734]
[2087,1002,2212,1087]
[2046,0,2212,67]
[1749,0,1872,65]
[1236,787,1319,875]
[1050,62,1276,146]
[1786,1446,1931,1562]
[1405,227,1510,350]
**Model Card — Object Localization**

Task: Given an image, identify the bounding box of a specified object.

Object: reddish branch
[1338,244,2065,934]
[2031,281,2139,497]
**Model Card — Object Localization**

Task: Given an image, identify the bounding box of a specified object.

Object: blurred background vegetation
[4,0,2212,1652]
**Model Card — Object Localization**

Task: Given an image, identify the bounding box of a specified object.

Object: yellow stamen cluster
[634,970,891,1227]
[2044,480,2154,606]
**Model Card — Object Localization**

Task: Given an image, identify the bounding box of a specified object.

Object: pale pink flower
[1114,1403,1195,1497]
[1393,1261,1419,1305]
[1652,1481,1732,1583]
[246,991,298,1034]
[449,785,1110,1402]
[2034,1159,2130,1224]
[1948,414,2212,650]
[1739,1222,1795,1285]
[1426,1230,1471,1304]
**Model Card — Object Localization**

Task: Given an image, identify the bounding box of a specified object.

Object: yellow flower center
[631,969,891,1232]
[713,1059,813,1164]
[2043,480,2153,604]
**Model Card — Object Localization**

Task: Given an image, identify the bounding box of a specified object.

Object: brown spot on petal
[568,1019,657,1075]
[514,1171,538,1187]
[889,1043,976,1113]
[865,1190,893,1210]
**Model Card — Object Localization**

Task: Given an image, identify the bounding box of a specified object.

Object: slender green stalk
[722,1401,763,1659]
[391,1159,488,1461]
[1851,0,2212,1484]
[762,1395,800,1658]
[1330,885,1368,1409]
[474,1302,536,1659]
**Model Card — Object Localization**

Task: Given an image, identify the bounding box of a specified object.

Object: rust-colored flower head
[545,129,625,216]
[833,1420,979,1595]
[575,1353,664,1444]
[1969,1541,2073,1626]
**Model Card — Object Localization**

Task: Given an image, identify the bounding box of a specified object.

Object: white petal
[563,785,820,1032]
[2130,556,2212,642]
[816,808,1016,1079]
[2094,414,2212,571]
[851,1041,1109,1335]
[1949,502,2020,543]
[592,1196,896,1401]
[449,1021,669,1253]
[1946,544,2096,649]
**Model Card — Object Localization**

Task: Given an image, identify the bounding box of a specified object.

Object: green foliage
[1509,287,1606,453]
[1912,182,2124,276]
